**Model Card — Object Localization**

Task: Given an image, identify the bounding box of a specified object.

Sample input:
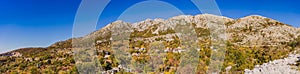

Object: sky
[0,0,300,53]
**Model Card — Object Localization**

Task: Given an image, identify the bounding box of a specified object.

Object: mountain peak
[197,13,222,17]
[1,13,300,73]
[236,15,293,27]
[105,20,129,28]
[244,15,266,18]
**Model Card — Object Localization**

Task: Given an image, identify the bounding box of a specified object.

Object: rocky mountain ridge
[1,14,300,74]
[82,14,298,47]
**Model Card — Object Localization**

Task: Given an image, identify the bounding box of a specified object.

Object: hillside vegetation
[1,14,300,74]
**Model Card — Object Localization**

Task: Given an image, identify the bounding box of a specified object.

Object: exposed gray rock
[245,53,300,74]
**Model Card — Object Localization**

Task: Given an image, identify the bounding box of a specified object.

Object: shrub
[30,67,40,74]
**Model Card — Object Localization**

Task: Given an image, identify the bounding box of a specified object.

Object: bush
[30,67,40,74]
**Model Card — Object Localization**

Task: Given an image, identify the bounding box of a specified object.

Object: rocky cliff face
[227,15,298,46]
[1,14,300,73]
[86,14,298,47]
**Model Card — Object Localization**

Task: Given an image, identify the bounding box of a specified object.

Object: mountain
[1,14,300,74]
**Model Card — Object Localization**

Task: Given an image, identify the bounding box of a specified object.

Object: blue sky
[0,0,300,53]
